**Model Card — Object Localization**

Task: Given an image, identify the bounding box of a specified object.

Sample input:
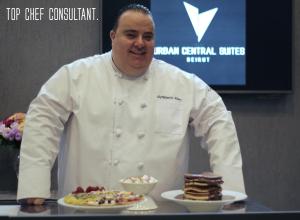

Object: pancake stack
[183,173,224,201]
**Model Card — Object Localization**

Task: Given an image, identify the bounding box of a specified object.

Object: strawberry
[72,186,84,194]
[86,186,100,193]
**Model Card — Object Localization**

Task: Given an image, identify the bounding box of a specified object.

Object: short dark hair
[112,4,153,31]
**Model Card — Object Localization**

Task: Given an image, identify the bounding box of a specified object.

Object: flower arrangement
[0,112,26,148]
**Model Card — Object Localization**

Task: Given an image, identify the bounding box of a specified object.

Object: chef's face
[110,10,155,77]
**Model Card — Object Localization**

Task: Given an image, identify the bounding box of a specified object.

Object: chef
[17,4,245,205]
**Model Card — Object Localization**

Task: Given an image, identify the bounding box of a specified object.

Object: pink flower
[0,113,26,145]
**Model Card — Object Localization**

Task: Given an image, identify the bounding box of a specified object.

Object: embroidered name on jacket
[157,95,182,101]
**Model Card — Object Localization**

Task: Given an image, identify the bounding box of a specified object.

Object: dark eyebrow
[123,30,154,36]
[123,29,138,34]
[144,31,154,36]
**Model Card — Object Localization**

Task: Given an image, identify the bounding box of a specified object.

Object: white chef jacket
[17,51,245,201]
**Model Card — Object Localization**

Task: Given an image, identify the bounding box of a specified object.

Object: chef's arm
[200,110,245,193]
[189,77,246,193]
[17,66,73,202]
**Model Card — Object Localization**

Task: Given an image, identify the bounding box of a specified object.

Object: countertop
[0,191,299,220]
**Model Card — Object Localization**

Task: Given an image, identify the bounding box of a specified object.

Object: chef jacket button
[137,132,145,139]
[143,76,148,81]
[137,162,144,169]
[140,103,147,108]
[115,129,122,137]
[118,100,124,105]
[113,160,119,166]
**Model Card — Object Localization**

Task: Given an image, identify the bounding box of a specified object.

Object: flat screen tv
[102,0,292,94]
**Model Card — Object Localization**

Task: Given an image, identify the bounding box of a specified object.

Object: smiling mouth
[129,50,146,56]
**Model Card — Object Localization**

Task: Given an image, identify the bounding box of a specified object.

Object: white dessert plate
[57,198,137,212]
[161,190,247,212]
[224,190,248,202]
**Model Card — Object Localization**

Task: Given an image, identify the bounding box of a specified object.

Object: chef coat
[17,51,245,201]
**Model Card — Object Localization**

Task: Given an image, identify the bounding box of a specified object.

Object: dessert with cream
[121,175,157,184]
[183,173,224,201]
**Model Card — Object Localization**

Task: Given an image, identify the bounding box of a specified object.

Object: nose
[134,36,145,48]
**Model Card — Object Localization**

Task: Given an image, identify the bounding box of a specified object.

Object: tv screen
[102,0,292,94]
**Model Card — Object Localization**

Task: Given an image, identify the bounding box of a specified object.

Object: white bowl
[120,179,158,195]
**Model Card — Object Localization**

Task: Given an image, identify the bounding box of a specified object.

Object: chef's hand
[25,198,45,205]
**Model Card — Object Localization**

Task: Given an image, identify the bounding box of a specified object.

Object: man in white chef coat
[17,4,245,205]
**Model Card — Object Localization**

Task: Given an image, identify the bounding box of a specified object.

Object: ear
[110,30,116,41]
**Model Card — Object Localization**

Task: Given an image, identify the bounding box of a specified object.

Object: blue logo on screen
[152,0,246,86]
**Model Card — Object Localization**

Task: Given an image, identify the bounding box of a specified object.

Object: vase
[0,142,20,189]
[9,146,20,178]
[0,144,19,191]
